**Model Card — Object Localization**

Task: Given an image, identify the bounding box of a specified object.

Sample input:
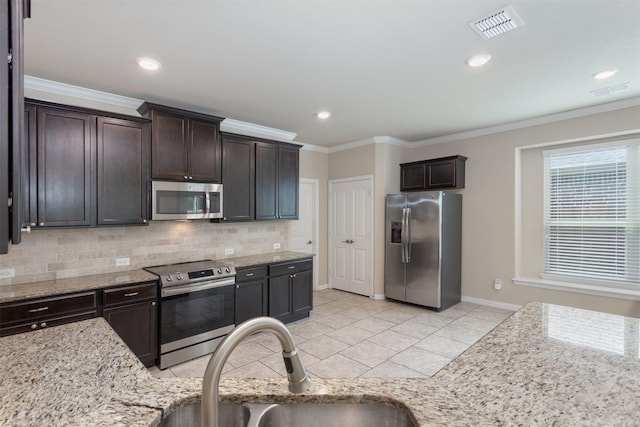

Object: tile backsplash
[0,221,290,285]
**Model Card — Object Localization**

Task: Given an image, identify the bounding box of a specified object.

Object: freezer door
[384,194,407,301]
[405,192,441,308]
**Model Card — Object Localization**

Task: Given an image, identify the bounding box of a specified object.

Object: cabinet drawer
[236,266,267,282]
[103,282,157,307]
[0,291,97,325]
[0,311,97,337]
[269,259,312,277]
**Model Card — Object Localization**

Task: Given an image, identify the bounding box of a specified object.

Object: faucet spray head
[283,348,312,393]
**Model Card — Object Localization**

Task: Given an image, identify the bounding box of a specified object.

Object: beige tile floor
[149,289,515,380]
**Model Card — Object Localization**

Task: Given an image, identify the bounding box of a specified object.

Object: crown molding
[409,96,640,147]
[24,75,299,142]
[299,143,329,153]
[220,118,296,142]
[24,75,144,109]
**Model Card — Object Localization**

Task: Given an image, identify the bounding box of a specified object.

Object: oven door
[160,278,235,352]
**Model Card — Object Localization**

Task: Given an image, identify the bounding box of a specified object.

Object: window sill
[513,277,640,301]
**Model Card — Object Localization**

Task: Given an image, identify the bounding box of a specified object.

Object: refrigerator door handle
[405,208,412,262]
[401,208,408,263]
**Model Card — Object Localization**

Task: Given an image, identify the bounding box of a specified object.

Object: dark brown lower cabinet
[268,259,313,323]
[101,282,157,367]
[235,266,267,325]
[0,291,97,337]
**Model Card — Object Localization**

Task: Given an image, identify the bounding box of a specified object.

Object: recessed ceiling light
[317,111,331,120]
[592,68,618,80]
[137,57,161,71]
[466,54,492,68]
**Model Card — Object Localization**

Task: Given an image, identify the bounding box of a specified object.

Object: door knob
[342,240,349,243]
[307,240,312,244]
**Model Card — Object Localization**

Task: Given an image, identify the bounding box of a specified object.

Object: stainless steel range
[145,260,236,369]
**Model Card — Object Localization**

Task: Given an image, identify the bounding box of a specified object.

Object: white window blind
[543,140,640,284]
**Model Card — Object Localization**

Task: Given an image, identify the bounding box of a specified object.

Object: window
[543,140,640,285]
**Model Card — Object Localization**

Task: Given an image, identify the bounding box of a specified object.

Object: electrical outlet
[116,257,130,267]
[493,279,502,290]
[0,268,16,279]
[273,243,281,250]
[225,248,234,255]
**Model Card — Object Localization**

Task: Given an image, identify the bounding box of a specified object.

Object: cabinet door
[97,117,150,225]
[255,142,278,220]
[268,275,291,322]
[400,163,426,191]
[150,109,187,180]
[103,301,157,367]
[221,136,255,221]
[37,107,94,227]
[278,146,299,220]
[0,1,8,253]
[189,118,221,182]
[427,159,456,188]
[21,104,36,228]
[235,280,266,325]
[291,270,313,316]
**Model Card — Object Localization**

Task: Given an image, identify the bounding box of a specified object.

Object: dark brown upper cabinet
[23,99,151,229]
[255,141,300,220]
[220,132,255,221]
[400,155,467,192]
[137,103,223,183]
[97,117,150,226]
[35,106,95,227]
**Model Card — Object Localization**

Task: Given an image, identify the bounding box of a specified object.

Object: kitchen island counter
[1,302,638,426]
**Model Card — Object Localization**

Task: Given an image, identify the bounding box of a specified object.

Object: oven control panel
[145,261,236,288]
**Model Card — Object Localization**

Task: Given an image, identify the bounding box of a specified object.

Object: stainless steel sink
[256,402,416,427]
[158,401,416,427]
[158,402,249,427]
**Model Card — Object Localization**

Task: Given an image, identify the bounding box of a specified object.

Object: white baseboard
[371,294,386,300]
[314,283,329,291]
[461,295,521,312]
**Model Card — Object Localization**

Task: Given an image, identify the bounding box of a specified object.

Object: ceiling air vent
[591,82,630,97]
[469,5,524,40]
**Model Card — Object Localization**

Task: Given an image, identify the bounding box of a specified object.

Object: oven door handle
[161,277,236,297]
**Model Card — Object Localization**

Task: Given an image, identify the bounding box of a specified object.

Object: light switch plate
[273,243,281,249]
[116,257,130,267]
[225,248,234,255]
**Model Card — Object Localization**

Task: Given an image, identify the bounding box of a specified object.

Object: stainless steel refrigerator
[385,191,462,311]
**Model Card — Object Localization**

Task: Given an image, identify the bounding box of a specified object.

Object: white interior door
[289,178,318,287]
[329,176,373,296]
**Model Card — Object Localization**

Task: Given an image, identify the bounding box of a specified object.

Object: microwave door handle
[205,192,211,214]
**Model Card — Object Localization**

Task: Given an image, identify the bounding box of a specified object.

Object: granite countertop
[1,301,638,426]
[0,251,312,304]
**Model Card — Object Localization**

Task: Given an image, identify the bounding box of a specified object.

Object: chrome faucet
[201,317,312,427]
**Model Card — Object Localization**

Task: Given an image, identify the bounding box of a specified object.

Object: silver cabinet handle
[288,266,296,269]
[245,273,254,277]
[28,306,49,313]
[124,292,139,297]
[40,322,47,328]
[31,324,37,330]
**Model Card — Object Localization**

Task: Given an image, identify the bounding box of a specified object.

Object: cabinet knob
[30,222,36,226]
[40,322,47,328]
[21,225,31,233]
[151,302,156,306]
[189,176,193,180]
[236,285,239,289]
[39,222,44,226]
[142,219,148,224]
[184,175,188,179]
[31,323,37,330]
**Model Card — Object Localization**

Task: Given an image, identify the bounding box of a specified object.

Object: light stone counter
[0,251,311,304]
[1,302,638,426]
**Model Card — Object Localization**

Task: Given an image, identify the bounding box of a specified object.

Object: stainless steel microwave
[151,181,223,220]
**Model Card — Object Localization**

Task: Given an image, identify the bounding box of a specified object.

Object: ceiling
[23,0,640,147]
